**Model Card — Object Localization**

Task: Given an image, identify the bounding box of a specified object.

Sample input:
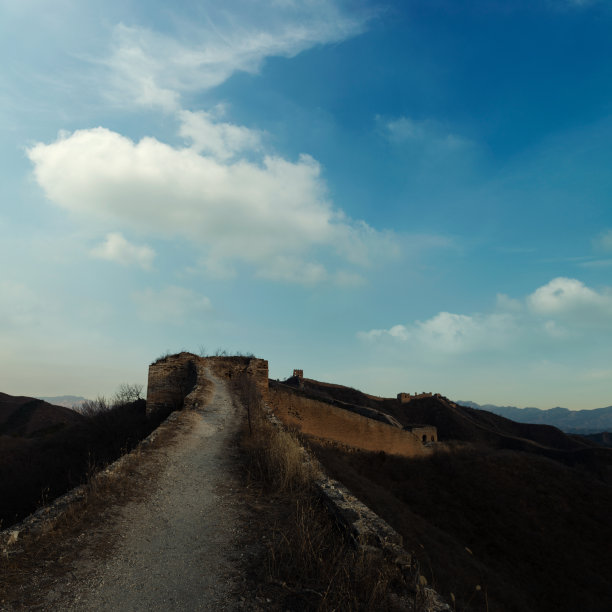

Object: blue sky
[1,0,611,409]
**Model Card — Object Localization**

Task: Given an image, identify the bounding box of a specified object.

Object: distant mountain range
[37,395,89,409]
[458,401,612,434]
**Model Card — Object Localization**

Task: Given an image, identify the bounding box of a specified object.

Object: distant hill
[459,400,612,434]
[585,432,612,448]
[0,390,152,528]
[37,395,89,409]
[0,392,84,437]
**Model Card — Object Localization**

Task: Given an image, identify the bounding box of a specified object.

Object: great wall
[1,353,448,611]
[147,353,438,457]
[146,353,448,610]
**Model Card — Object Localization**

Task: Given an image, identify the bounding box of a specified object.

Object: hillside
[283,377,611,472]
[0,391,156,528]
[280,375,612,611]
[459,400,612,434]
[0,392,84,437]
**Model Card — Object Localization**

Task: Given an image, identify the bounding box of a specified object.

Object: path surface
[48,370,245,611]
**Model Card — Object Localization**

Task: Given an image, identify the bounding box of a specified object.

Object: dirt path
[44,369,246,611]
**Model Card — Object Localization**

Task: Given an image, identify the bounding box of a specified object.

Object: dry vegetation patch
[309,440,612,612]
[233,374,432,611]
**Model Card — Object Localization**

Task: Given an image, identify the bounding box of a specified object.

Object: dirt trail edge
[48,369,245,611]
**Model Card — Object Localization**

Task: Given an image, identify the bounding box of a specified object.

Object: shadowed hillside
[0,391,172,528]
[0,393,84,437]
[276,375,612,612]
[283,376,612,480]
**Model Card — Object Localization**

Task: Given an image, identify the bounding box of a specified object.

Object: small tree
[113,383,143,406]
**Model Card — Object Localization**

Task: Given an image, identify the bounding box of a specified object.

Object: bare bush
[113,383,143,406]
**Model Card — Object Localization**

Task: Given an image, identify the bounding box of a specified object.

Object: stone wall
[268,386,429,457]
[206,356,269,402]
[407,425,438,443]
[398,392,434,403]
[146,353,268,416]
[146,353,199,416]
[264,407,449,611]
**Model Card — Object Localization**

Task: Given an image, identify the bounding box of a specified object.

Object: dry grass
[241,416,319,494]
[233,373,425,611]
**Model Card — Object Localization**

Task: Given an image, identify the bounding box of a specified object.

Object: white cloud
[91,232,154,269]
[496,293,523,312]
[178,108,263,161]
[382,116,474,152]
[106,4,370,110]
[28,126,395,282]
[106,27,180,111]
[21,3,403,286]
[360,312,515,354]
[255,255,328,285]
[543,319,569,339]
[527,277,612,316]
[132,286,212,323]
[360,277,612,355]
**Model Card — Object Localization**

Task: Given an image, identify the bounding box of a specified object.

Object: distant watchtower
[398,391,432,403]
[293,369,303,379]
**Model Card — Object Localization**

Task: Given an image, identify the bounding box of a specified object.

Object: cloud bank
[359,277,612,354]
[25,3,400,285]
[28,126,392,283]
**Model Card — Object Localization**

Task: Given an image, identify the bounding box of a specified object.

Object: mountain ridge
[36,395,89,409]
[459,400,612,433]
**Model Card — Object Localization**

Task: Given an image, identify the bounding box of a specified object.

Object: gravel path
[49,369,245,611]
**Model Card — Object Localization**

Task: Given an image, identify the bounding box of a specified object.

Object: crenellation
[397,391,433,403]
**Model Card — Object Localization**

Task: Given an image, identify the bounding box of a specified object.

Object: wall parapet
[268,385,430,457]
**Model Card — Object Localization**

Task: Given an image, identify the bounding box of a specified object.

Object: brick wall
[146,353,268,416]
[268,387,429,457]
